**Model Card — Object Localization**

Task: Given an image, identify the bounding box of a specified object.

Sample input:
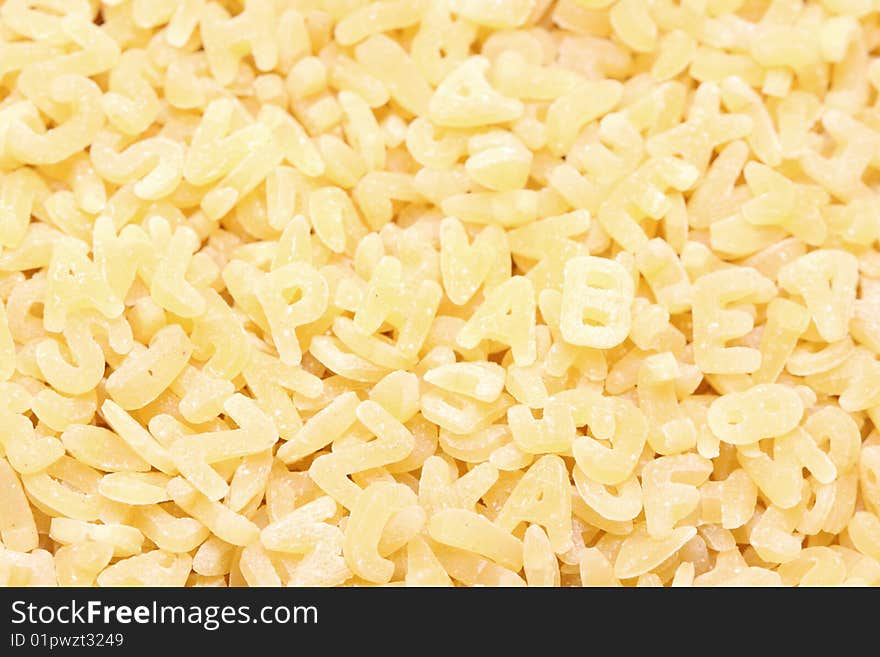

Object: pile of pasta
[1,0,880,588]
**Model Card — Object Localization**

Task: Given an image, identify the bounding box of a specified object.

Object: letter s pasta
[0,0,879,588]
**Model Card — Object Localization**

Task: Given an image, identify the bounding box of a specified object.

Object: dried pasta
[1,0,880,589]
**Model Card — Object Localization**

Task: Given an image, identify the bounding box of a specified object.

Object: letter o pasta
[0,0,878,589]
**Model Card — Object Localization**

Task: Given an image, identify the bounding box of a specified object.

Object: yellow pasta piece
[166,477,260,547]
[448,0,533,28]
[49,517,143,558]
[54,541,113,587]
[61,424,149,473]
[848,512,880,562]
[239,543,282,588]
[429,57,523,129]
[546,80,623,157]
[425,361,505,403]
[615,526,696,580]
[170,394,278,501]
[708,384,804,446]
[572,395,647,486]
[439,217,509,306]
[738,442,804,510]
[260,496,340,554]
[638,353,697,455]
[0,549,56,587]
[8,76,105,166]
[309,400,415,509]
[700,469,758,530]
[21,455,103,521]
[428,509,523,572]
[1,410,64,474]
[98,472,170,506]
[579,547,620,587]
[561,256,634,349]
[752,298,810,384]
[495,455,573,553]
[574,469,642,523]
[405,535,453,587]
[44,236,123,333]
[750,505,803,564]
[344,481,417,583]
[277,392,359,465]
[509,399,576,455]
[0,457,38,552]
[100,400,176,475]
[642,454,712,538]
[355,35,431,116]
[97,550,191,587]
[635,238,692,314]
[105,324,193,410]
[457,276,536,366]
[418,457,498,516]
[778,249,859,343]
[692,267,776,374]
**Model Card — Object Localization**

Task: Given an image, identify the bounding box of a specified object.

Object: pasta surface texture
[2,0,880,588]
